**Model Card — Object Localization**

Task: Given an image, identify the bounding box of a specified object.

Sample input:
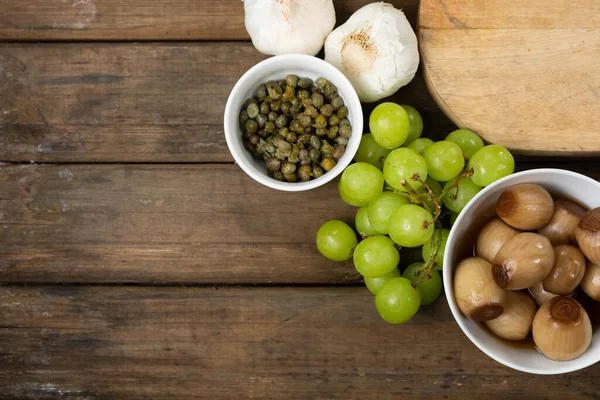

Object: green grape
[446,129,484,159]
[316,220,358,261]
[367,192,409,234]
[442,177,482,213]
[355,206,381,237]
[354,133,391,170]
[450,212,459,226]
[402,263,443,305]
[369,102,410,149]
[418,177,442,211]
[383,148,428,192]
[468,144,515,187]
[406,138,434,155]
[423,141,465,182]
[375,277,421,324]
[338,162,384,206]
[365,268,401,295]
[401,105,423,144]
[422,228,450,270]
[388,204,434,247]
[353,235,400,278]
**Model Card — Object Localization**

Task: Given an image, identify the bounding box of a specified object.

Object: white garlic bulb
[243,0,336,56]
[324,2,419,102]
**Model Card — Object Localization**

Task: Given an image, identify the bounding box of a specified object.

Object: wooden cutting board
[418,0,600,154]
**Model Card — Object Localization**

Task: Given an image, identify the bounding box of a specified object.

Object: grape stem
[412,174,441,222]
[437,167,475,202]
[411,229,443,287]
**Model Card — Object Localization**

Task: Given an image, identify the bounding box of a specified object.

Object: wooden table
[0,1,599,398]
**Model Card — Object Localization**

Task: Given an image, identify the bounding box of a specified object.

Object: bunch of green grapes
[317,103,516,324]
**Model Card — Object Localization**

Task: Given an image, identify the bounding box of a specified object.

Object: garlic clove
[485,291,537,341]
[244,0,336,56]
[581,262,600,301]
[542,245,586,296]
[454,257,507,321]
[538,199,586,245]
[496,183,554,230]
[324,3,419,103]
[532,297,592,361]
[576,207,600,265]
[528,281,560,307]
[492,232,554,290]
[475,217,521,264]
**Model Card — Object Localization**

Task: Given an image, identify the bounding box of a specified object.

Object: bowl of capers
[224,54,363,191]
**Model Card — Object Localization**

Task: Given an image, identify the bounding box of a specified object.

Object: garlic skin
[324,3,419,102]
[244,0,336,56]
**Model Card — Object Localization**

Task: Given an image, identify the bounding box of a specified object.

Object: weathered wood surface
[1,286,599,399]
[0,0,418,41]
[1,162,599,284]
[0,42,454,163]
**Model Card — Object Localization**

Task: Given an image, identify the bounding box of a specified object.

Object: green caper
[282,162,296,175]
[266,81,282,99]
[309,148,320,162]
[279,127,289,137]
[285,74,299,87]
[247,103,259,118]
[256,114,268,128]
[329,125,339,137]
[298,164,312,181]
[314,114,327,128]
[339,124,352,138]
[240,110,249,124]
[315,128,327,136]
[265,143,276,154]
[327,129,337,140]
[298,133,311,144]
[272,170,285,181]
[299,148,309,162]
[333,145,346,160]
[266,158,281,172]
[321,157,336,171]
[311,93,324,108]
[284,173,297,182]
[304,126,313,134]
[321,140,334,156]
[305,105,318,118]
[331,96,344,110]
[288,147,300,164]
[315,77,327,88]
[337,106,349,119]
[310,135,321,150]
[259,102,270,115]
[268,111,278,122]
[290,119,304,133]
[320,104,334,117]
[312,164,324,178]
[296,141,305,150]
[298,114,312,127]
[340,118,350,126]
[298,90,310,100]
[249,134,259,145]
[328,115,341,126]
[281,101,291,115]
[264,121,276,134]
[275,114,288,128]
[245,98,258,107]
[282,85,295,100]
[298,77,313,89]
[285,131,297,143]
[277,141,292,157]
[245,119,258,133]
[323,82,337,98]
[256,84,267,99]
[290,103,301,116]
[336,136,349,146]
[270,100,281,112]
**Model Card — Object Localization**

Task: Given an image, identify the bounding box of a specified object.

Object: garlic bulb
[244,0,336,56]
[324,3,419,102]
[485,291,537,341]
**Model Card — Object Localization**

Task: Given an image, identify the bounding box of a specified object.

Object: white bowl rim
[443,168,600,375]
[223,54,363,192]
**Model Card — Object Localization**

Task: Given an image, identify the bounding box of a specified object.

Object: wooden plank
[1,162,599,284]
[0,286,599,399]
[0,42,455,163]
[0,163,361,283]
[0,0,418,41]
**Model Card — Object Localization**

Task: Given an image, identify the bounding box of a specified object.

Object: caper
[298,133,311,144]
[290,103,301,116]
[320,104,334,117]
[285,131,297,143]
[245,119,258,133]
[282,85,295,100]
[245,98,258,107]
[296,141,305,150]
[247,103,259,118]
[265,143,276,154]
[315,77,327,88]
[329,125,339,137]
[298,164,312,181]
[244,130,252,139]
[314,114,327,128]
[272,170,285,181]
[310,135,321,150]
[279,127,289,137]
[266,158,281,172]
[259,102,270,115]
[256,84,267,99]
[298,77,313,89]
[243,141,255,153]
[328,115,341,126]
[305,105,318,118]
[270,100,281,112]
[284,173,297,183]
[321,140,334,156]
[266,81,282,99]
[298,114,312,127]
[340,118,350,126]
[339,124,352,138]
[265,121,276,134]
[274,150,286,161]
[327,129,337,140]
[321,157,336,171]
[282,162,296,175]
[298,90,310,100]
[281,101,291,115]
[304,126,313,134]
[288,147,300,164]
[290,119,304,133]
[240,110,249,124]
[315,128,327,136]
[336,136,349,146]
[277,141,292,157]
[285,74,299,87]
[249,134,259,145]
[333,145,346,160]
[311,93,324,108]
[299,148,309,161]
[323,82,337,99]
[275,114,288,128]
[312,164,324,178]
[268,111,278,122]
[337,106,349,119]
[256,114,268,128]
[331,96,344,110]
[309,148,320,163]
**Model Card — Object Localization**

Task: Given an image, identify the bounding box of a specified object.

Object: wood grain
[419,1,600,154]
[0,42,454,163]
[0,163,361,283]
[1,286,599,399]
[0,0,418,41]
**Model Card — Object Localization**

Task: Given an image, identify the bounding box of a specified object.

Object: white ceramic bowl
[444,168,600,374]
[224,54,363,191]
